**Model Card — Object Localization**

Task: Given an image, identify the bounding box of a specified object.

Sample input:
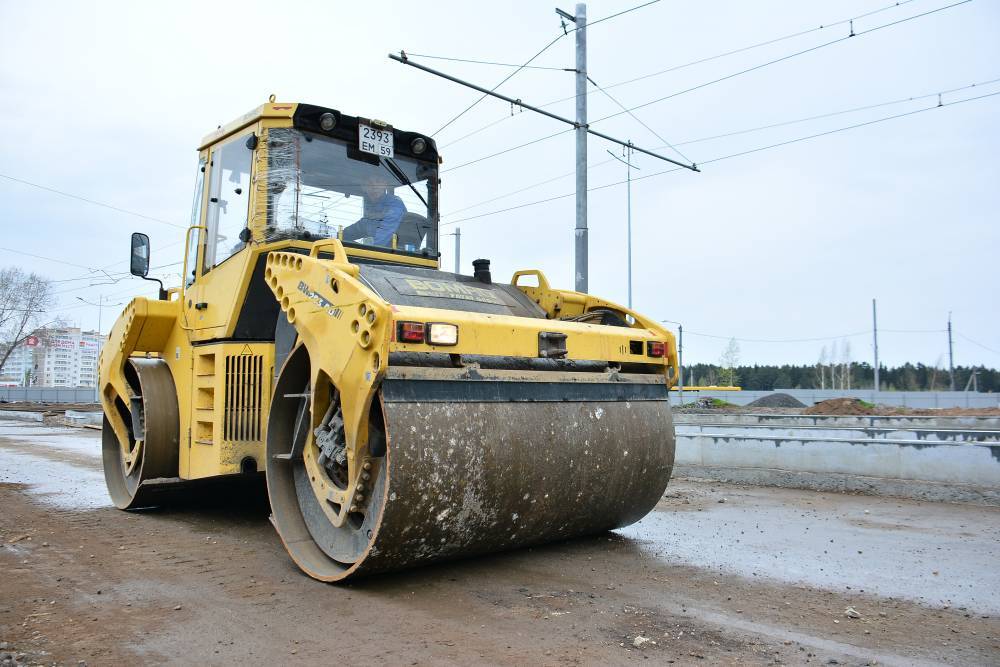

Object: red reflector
[398,321,426,343]
[647,341,666,358]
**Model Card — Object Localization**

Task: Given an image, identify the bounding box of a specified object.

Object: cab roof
[198,101,439,164]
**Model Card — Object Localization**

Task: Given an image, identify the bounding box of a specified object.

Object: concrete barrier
[64,410,103,426]
[675,414,1000,505]
[670,389,1000,409]
[0,411,45,422]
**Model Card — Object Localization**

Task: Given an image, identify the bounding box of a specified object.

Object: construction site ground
[1,418,998,666]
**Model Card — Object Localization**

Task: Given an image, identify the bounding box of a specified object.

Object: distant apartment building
[0,328,106,388]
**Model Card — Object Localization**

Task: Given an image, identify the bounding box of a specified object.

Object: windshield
[264,128,438,255]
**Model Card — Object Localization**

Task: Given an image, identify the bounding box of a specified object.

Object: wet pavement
[622,485,1000,614]
[2,417,999,665]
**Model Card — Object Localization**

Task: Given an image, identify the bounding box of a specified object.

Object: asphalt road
[1,419,998,665]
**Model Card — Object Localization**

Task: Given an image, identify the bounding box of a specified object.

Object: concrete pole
[677,324,684,405]
[454,227,461,274]
[948,312,955,391]
[872,298,879,392]
[626,145,632,309]
[574,2,588,293]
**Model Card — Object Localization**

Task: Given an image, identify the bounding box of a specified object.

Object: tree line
[683,361,998,393]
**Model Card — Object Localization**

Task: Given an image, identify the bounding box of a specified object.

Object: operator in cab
[342,175,407,247]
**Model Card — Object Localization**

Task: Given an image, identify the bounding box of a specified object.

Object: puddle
[0,419,108,509]
[618,496,1000,614]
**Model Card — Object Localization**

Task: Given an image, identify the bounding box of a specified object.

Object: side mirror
[130,232,150,277]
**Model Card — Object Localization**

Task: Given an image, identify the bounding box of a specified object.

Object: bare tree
[841,340,852,390]
[829,341,839,389]
[718,338,740,387]
[816,345,828,389]
[0,267,57,374]
[929,354,944,391]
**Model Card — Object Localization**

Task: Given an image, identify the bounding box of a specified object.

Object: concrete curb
[675,465,1000,506]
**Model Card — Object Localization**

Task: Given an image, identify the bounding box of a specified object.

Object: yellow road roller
[99,100,679,581]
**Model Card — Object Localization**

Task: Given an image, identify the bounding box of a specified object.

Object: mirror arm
[140,275,167,301]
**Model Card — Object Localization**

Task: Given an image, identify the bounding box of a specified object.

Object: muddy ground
[1,419,999,666]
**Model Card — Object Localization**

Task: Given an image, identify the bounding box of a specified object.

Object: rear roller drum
[102,358,180,509]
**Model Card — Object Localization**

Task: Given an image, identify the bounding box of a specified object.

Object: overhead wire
[397,54,568,71]
[438,1,973,170]
[428,0,665,141]
[683,329,872,344]
[0,173,185,229]
[428,33,567,137]
[571,0,663,31]
[671,77,1000,147]
[439,0,928,150]
[440,88,1000,226]
[585,74,693,164]
[957,333,1000,356]
[591,0,973,126]
[442,76,1000,217]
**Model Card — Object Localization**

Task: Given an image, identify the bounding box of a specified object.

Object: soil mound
[745,393,806,408]
[803,398,877,415]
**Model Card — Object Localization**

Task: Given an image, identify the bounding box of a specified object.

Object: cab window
[186,157,207,287]
[204,134,253,270]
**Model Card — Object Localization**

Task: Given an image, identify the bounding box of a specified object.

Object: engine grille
[223,354,264,442]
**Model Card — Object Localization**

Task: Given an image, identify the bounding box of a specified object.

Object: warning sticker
[390,277,505,305]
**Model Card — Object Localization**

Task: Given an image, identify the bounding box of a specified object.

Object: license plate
[359,123,394,158]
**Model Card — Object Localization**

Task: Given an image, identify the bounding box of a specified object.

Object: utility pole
[608,145,639,308]
[554,3,588,290]
[678,323,684,404]
[947,312,955,391]
[872,298,880,392]
[661,319,683,404]
[571,3,588,293]
[76,294,114,337]
[454,227,461,274]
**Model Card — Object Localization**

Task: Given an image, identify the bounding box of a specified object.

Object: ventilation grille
[223,354,264,442]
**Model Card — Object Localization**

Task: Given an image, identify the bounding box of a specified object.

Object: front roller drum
[267,347,675,582]
[102,358,180,509]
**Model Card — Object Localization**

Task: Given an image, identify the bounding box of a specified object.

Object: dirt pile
[803,398,877,415]
[746,393,806,408]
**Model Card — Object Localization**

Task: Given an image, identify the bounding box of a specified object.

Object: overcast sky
[1,0,997,367]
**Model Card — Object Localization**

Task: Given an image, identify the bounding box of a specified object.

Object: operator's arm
[373,195,407,247]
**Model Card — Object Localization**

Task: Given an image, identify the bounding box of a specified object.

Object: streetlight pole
[872,298,880,392]
[77,294,116,336]
[607,145,639,309]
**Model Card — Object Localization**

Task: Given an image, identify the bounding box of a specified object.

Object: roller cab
[98,100,678,582]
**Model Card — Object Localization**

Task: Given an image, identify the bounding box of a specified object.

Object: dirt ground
[2,420,999,666]
[677,397,1000,417]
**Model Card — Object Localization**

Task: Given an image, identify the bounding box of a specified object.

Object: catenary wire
[439,1,972,170]
[439,0,926,149]
[398,54,569,71]
[592,2,976,127]
[586,75,693,164]
[428,33,567,137]
[443,77,1000,216]
[672,77,1000,147]
[440,89,999,226]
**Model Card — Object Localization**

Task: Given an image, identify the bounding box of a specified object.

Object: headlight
[319,113,337,131]
[411,137,427,154]
[427,323,458,346]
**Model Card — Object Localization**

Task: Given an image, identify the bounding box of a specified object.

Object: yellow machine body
[99,101,679,581]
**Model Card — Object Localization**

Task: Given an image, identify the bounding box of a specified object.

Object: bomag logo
[297,281,343,318]
[401,278,504,305]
